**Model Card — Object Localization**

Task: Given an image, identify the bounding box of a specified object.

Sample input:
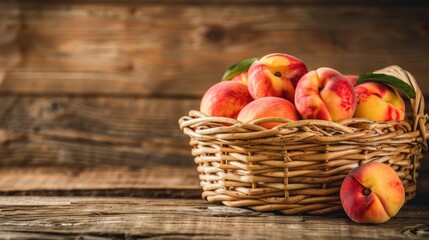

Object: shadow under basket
[179,65,429,215]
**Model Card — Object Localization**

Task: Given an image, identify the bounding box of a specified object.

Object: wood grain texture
[0,96,198,167]
[0,2,21,87]
[0,196,428,239]
[0,166,199,192]
[1,3,428,96]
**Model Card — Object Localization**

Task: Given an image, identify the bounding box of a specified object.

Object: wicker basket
[179,65,428,215]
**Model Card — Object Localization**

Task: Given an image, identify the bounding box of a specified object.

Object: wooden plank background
[0,1,428,199]
[0,2,429,96]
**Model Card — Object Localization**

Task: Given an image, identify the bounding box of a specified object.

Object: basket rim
[179,110,428,151]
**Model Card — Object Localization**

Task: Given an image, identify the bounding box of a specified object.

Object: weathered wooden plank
[1,3,428,96]
[0,96,198,167]
[0,2,21,86]
[0,166,199,192]
[0,196,427,239]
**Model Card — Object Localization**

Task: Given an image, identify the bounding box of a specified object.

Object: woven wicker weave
[179,65,428,215]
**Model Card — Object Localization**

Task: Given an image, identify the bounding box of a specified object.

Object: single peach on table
[294,67,357,121]
[340,162,405,224]
[237,96,299,129]
[353,82,405,122]
[200,81,253,119]
[247,53,308,103]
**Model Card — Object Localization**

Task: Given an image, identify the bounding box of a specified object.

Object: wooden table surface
[0,164,427,239]
[1,0,429,239]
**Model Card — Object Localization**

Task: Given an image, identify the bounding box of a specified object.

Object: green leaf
[222,58,259,81]
[356,73,416,98]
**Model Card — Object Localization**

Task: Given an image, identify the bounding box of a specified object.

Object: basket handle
[374,65,428,150]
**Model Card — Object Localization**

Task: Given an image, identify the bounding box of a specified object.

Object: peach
[340,162,405,224]
[345,75,358,86]
[231,72,248,85]
[237,97,300,129]
[200,81,253,119]
[353,82,405,122]
[247,53,308,103]
[294,67,357,121]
